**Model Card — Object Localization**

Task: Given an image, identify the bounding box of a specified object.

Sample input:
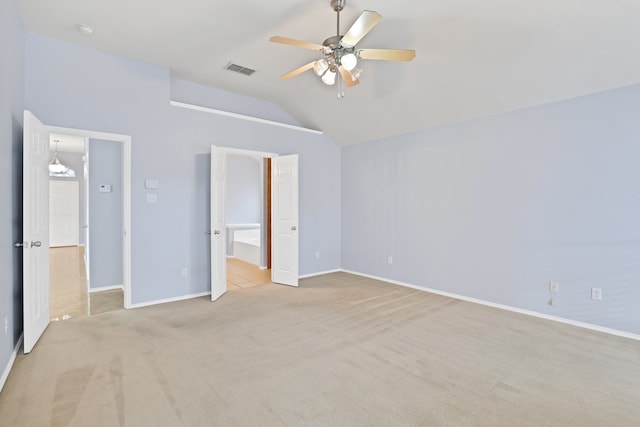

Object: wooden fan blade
[338,66,359,87]
[340,11,382,47]
[358,49,416,61]
[269,36,324,51]
[281,62,315,80]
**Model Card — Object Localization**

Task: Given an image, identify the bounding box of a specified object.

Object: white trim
[1,334,23,393]
[128,292,211,309]
[341,269,640,342]
[170,100,323,135]
[299,269,342,279]
[89,285,124,293]
[218,147,278,159]
[226,223,261,229]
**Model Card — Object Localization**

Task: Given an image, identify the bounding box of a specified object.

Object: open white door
[210,146,227,301]
[22,111,51,353]
[271,154,299,286]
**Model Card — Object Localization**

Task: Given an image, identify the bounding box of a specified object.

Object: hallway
[50,246,123,320]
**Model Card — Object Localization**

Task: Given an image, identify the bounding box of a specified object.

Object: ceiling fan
[269,0,416,97]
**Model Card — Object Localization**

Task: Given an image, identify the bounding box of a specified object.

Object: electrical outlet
[181,267,188,277]
[388,256,393,265]
[549,281,560,293]
[591,287,603,301]
[4,317,8,335]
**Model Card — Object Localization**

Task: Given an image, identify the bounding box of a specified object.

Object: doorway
[225,152,269,291]
[48,133,86,320]
[22,110,133,353]
[47,133,128,320]
[210,146,299,301]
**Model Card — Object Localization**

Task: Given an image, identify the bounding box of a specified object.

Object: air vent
[224,63,256,76]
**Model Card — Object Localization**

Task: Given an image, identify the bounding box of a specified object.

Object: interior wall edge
[299,269,342,279]
[127,291,211,310]
[341,269,640,343]
[0,333,23,393]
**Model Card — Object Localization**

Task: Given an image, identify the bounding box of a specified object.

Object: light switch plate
[145,179,159,189]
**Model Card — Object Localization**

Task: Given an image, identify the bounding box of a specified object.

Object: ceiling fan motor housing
[323,35,342,49]
[331,0,346,12]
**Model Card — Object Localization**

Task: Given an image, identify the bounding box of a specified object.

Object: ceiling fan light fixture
[349,67,363,80]
[313,59,329,76]
[341,53,357,71]
[321,68,337,85]
[269,0,416,97]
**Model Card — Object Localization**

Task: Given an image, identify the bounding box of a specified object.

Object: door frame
[46,125,133,308]
[218,146,279,267]
[212,146,279,291]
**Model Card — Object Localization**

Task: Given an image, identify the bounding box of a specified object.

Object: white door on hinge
[210,146,227,301]
[272,154,299,286]
[23,111,51,353]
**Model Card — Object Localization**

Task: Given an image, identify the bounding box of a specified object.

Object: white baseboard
[89,285,124,293]
[299,269,342,279]
[342,269,640,342]
[1,333,23,393]
[128,291,211,309]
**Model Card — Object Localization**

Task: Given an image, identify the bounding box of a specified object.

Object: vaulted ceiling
[17,0,640,145]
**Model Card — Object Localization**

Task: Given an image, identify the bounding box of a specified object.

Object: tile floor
[50,246,89,321]
[50,246,124,321]
[50,248,269,321]
[226,257,271,290]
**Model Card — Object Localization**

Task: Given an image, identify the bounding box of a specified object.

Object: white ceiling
[18,0,640,145]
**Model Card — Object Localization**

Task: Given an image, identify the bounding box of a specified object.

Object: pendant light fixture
[49,140,75,177]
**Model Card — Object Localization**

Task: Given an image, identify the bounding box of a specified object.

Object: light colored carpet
[1,272,639,426]
[89,289,124,316]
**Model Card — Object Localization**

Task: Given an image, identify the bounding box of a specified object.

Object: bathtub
[233,228,261,266]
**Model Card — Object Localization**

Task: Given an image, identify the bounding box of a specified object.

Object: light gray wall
[169,77,300,127]
[0,0,25,382]
[25,32,342,304]
[226,154,261,224]
[49,151,86,245]
[0,0,24,381]
[342,85,640,335]
[88,139,124,289]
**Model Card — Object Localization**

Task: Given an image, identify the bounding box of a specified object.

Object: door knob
[290,226,297,231]
[14,242,25,248]
[213,230,221,235]
[30,241,42,248]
